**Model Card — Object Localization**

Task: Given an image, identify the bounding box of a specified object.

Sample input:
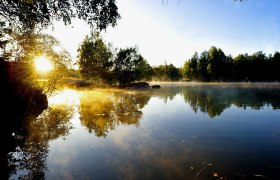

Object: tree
[0,0,120,31]
[113,47,151,87]
[1,32,72,93]
[0,19,72,87]
[152,63,182,81]
[166,63,182,81]
[183,46,280,82]
[0,0,120,81]
[78,33,113,84]
[249,51,267,81]
[233,53,251,81]
[207,46,226,81]
[183,52,198,80]
[273,52,280,80]
[152,65,166,81]
[135,55,153,81]
[197,51,209,81]
[0,0,121,104]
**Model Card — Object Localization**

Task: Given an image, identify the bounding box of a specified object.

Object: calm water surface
[4,83,280,179]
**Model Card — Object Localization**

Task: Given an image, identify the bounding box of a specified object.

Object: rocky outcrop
[0,58,48,120]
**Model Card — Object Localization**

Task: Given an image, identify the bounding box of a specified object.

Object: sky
[44,0,280,67]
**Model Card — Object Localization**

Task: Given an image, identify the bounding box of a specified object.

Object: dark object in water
[127,82,149,89]
[152,85,161,89]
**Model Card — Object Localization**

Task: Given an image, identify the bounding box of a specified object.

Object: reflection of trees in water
[150,86,182,103]
[150,86,229,117]
[34,104,74,140]
[1,104,74,179]
[150,85,280,118]
[2,86,279,178]
[230,87,280,110]
[79,85,280,136]
[182,86,232,118]
[79,90,151,137]
[180,85,280,118]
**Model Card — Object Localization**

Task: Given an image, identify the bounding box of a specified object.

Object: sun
[35,56,53,73]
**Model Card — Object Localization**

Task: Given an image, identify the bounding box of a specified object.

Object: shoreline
[148,81,280,87]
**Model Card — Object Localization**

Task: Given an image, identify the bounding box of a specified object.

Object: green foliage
[152,63,182,81]
[2,31,71,94]
[197,51,209,81]
[77,36,153,87]
[207,47,227,80]
[113,47,152,87]
[0,0,121,94]
[78,33,113,84]
[182,52,198,80]
[10,32,70,65]
[0,0,120,31]
[135,55,153,81]
[183,46,280,82]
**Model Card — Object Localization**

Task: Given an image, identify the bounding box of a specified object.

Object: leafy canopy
[0,0,120,30]
[113,47,152,87]
[78,33,113,84]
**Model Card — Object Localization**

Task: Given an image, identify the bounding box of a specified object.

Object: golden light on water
[35,56,53,73]
[48,90,80,105]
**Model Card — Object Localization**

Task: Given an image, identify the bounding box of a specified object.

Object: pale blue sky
[45,0,280,67]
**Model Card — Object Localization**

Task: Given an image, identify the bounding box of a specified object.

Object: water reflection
[79,89,151,137]
[2,84,280,179]
[150,84,280,118]
[1,99,74,179]
[182,85,280,117]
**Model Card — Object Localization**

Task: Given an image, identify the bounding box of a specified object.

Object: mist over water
[4,83,280,179]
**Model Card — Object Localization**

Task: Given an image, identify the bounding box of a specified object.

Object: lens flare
[35,56,53,73]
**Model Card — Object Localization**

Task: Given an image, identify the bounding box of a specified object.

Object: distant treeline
[148,46,280,82]
[78,42,280,84]
[182,46,280,82]
[152,63,182,81]
[78,33,186,86]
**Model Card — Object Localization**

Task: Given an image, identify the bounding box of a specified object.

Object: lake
[3,83,280,180]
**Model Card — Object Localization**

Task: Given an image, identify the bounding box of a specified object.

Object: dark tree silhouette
[0,0,120,30]
[113,47,152,87]
[183,47,280,82]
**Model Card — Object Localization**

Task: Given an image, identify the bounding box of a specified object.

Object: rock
[127,82,150,89]
[0,57,48,117]
[151,85,161,89]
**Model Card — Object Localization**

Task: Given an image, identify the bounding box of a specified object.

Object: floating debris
[254,174,266,178]
[196,164,208,176]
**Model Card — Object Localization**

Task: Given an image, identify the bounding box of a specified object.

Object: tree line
[78,39,280,85]
[1,0,278,88]
[77,33,183,87]
[183,46,280,82]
